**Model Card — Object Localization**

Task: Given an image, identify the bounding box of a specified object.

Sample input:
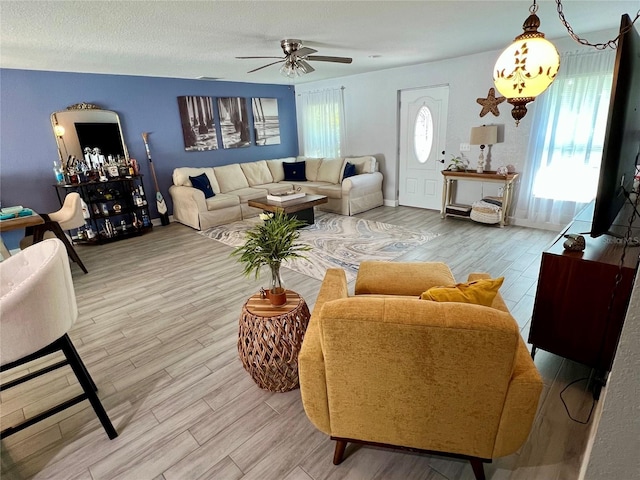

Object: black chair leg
[63,335,98,392]
[59,335,117,439]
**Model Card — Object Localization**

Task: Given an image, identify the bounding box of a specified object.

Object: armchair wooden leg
[470,458,486,480]
[333,439,347,465]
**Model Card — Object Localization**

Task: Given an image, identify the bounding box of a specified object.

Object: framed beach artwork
[252,98,281,146]
[177,96,218,151]
[217,97,250,149]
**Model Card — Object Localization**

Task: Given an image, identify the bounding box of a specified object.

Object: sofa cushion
[226,187,268,203]
[342,162,357,180]
[266,157,295,182]
[205,193,240,211]
[355,261,456,296]
[240,160,273,187]
[316,184,343,199]
[347,156,377,174]
[189,173,215,198]
[283,161,306,181]
[173,167,220,193]
[213,164,250,193]
[317,157,344,184]
[301,157,323,181]
[257,182,294,195]
[421,277,505,307]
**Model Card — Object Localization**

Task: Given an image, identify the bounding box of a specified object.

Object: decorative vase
[267,263,287,306]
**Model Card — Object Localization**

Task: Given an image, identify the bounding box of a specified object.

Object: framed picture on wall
[217,97,250,149]
[252,98,281,146]
[177,96,218,151]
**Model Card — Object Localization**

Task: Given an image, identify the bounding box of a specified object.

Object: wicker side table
[238,290,311,392]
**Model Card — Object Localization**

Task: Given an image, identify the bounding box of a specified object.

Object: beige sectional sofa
[169,156,383,230]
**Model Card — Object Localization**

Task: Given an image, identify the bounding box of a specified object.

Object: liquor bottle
[53,161,64,184]
[132,212,143,230]
[141,210,151,227]
[85,223,96,240]
[81,198,90,219]
[138,185,147,205]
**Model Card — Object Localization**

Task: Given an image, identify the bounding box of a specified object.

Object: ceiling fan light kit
[237,39,352,78]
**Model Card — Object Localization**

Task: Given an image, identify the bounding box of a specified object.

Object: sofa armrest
[169,185,207,212]
[467,272,510,313]
[299,269,348,435]
[493,337,543,457]
[341,171,383,193]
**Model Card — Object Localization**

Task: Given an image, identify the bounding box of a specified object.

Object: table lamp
[470,125,498,173]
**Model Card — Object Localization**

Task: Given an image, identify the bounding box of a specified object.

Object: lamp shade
[493,10,560,125]
[470,125,498,146]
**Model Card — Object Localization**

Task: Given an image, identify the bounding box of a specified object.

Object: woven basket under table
[238,291,311,392]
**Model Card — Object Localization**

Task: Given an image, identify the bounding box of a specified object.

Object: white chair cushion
[0,239,77,365]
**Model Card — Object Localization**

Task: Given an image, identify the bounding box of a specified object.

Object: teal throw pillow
[189,173,215,198]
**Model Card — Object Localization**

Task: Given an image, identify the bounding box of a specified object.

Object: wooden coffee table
[248,194,328,225]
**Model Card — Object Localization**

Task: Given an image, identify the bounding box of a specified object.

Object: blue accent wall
[0,68,298,249]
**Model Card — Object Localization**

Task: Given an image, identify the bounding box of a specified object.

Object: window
[515,50,615,227]
[298,88,345,158]
[414,106,433,163]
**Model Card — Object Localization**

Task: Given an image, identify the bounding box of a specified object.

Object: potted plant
[232,211,311,306]
[446,154,470,171]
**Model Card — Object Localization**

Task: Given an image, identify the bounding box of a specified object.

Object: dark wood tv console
[529,201,640,398]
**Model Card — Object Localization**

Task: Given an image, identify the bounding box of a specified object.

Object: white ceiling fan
[236,39,353,76]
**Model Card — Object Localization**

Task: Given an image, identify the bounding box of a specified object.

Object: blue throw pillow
[343,162,357,179]
[283,161,306,181]
[189,173,215,198]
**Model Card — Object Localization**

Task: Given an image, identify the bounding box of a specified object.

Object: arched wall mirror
[51,103,129,163]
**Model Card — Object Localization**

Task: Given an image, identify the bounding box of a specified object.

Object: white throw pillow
[316,157,345,184]
[213,164,250,193]
[172,167,220,193]
[347,156,377,175]
[240,160,273,186]
[300,157,323,181]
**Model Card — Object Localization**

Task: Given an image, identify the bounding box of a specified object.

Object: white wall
[583,267,640,479]
[295,28,618,208]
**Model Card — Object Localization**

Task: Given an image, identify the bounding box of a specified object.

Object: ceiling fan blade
[298,59,315,73]
[247,59,285,73]
[307,55,353,64]
[294,47,318,57]
[236,56,284,60]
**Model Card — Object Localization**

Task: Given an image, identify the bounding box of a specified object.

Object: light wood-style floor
[1,206,599,480]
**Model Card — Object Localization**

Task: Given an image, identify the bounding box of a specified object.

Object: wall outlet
[460,142,470,152]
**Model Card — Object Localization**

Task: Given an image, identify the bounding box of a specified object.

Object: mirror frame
[51,103,129,166]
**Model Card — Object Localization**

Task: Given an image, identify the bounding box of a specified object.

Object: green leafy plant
[446,154,469,171]
[231,211,311,279]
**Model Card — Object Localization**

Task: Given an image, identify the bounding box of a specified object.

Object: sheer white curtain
[515,49,615,229]
[298,87,345,157]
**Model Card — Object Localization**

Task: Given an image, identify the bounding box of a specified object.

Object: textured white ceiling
[1,1,637,84]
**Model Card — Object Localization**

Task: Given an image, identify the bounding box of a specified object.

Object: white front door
[398,85,449,210]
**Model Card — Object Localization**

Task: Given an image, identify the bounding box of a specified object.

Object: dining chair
[0,238,117,440]
[20,192,88,273]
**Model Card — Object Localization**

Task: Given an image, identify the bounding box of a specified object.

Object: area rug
[199,212,440,282]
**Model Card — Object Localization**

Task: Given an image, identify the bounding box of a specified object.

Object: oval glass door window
[414,106,433,163]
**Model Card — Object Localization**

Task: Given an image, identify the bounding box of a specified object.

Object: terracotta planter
[267,287,287,306]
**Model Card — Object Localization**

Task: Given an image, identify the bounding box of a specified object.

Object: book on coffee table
[266,192,305,202]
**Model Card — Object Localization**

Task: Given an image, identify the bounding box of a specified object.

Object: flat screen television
[74,122,125,158]
[591,14,640,237]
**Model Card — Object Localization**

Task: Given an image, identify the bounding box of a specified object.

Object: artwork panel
[177,96,219,151]
[252,97,281,146]
[217,97,251,149]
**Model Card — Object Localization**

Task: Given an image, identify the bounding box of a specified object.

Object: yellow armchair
[299,262,542,480]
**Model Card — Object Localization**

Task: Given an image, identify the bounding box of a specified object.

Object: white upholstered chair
[20,192,88,273]
[0,238,116,439]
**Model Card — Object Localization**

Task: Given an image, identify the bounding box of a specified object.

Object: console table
[440,170,519,227]
[529,202,640,398]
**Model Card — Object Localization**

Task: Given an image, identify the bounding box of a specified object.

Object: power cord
[560,377,597,424]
